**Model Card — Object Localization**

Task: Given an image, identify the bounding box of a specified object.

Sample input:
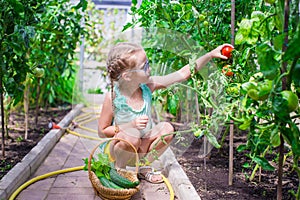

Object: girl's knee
[165,122,175,132]
[157,122,174,132]
[160,122,174,142]
[115,136,141,151]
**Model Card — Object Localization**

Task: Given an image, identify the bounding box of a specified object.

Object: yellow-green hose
[66,129,102,140]
[9,166,84,200]
[162,174,175,200]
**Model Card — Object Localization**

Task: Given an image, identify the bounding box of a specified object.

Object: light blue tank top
[113,83,153,136]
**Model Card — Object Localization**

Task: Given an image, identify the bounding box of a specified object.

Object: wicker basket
[88,138,140,200]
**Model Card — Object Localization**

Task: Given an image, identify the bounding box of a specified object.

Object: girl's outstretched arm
[148,44,233,91]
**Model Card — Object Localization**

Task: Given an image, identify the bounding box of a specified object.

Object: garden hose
[161,174,175,200]
[9,166,84,200]
[66,128,101,141]
[9,107,175,200]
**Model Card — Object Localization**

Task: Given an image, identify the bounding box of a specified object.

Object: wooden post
[229,0,235,186]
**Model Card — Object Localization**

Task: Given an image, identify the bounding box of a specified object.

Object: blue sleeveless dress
[113,83,153,137]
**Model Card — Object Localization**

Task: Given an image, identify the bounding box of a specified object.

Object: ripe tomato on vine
[221,46,234,59]
[222,65,234,76]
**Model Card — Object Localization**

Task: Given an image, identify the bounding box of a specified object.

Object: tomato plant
[125,1,300,198]
[0,0,88,153]
[230,0,300,198]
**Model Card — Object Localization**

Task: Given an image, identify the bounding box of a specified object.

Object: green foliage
[28,0,88,106]
[226,0,300,197]
[84,1,104,61]
[0,0,43,105]
[0,0,88,107]
[83,153,111,179]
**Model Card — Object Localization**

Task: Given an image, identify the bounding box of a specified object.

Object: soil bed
[0,107,71,179]
[176,136,298,200]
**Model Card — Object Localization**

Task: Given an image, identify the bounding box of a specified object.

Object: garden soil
[177,136,298,200]
[1,108,298,200]
[0,107,71,179]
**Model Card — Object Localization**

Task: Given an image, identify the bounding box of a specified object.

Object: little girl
[98,42,233,183]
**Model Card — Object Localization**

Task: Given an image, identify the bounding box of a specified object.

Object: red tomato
[221,46,234,58]
[222,65,234,76]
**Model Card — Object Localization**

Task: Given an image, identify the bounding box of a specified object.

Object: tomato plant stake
[229,0,236,187]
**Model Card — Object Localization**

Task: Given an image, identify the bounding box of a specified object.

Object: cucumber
[109,168,140,188]
[99,176,124,190]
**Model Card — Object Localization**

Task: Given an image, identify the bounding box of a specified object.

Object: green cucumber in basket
[99,176,124,190]
[109,168,140,188]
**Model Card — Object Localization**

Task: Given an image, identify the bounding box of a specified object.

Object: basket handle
[88,138,139,175]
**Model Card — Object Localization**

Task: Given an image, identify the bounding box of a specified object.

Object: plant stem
[35,77,41,126]
[0,66,5,157]
[176,83,219,109]
[249,145,270,181]
[24,76,30,140]
[277,133,284,200]
[277,0,290,199]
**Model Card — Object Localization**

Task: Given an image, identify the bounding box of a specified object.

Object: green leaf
[256,43,280,79]
[291,64,300,87]
[132,0,137,5]
[122,22,133,32]
[74,0,88,11]
[252,156,275,171]
[167,93,179,116]
[238,18,253,33]
[9,0,24,13]
[272,93,289,118]
[205,130,221,149]
[270,126,280,147]
[272,33,285,51]
[282,124,300,157]
[235,32,244,45]
[237,144,247,153]
[251,11,265,21]
[239,118,251,130]
[242,162,251,168]
[283,32,300,61]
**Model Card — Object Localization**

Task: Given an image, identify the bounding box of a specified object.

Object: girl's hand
[209,44,234,60]
[132,115,148,130]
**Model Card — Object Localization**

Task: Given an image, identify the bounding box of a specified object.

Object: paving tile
[43,156,68,167]
[16,189,48,200]
[25,177,55,191]
[45,193,96,200]
[131,191,143,200]
[52,136,78,154]
[60,169,87,177]
[33,164,64,177]
[47,148,70,159]
[94,195,102,200]
[140,181,171,200]
[49,187,94,195]
[64,156,85,168]
[52,176,92,188]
